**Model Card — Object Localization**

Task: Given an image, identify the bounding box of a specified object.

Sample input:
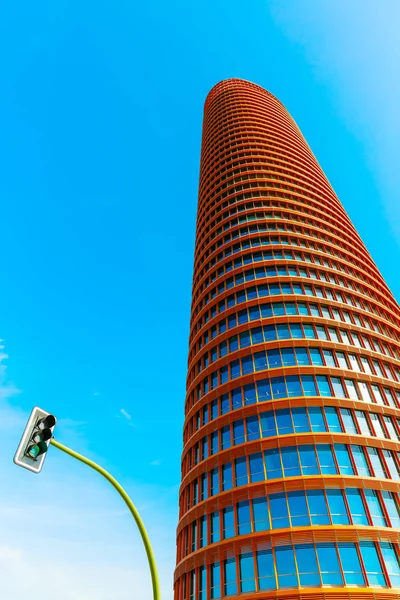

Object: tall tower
[175,79,400,600]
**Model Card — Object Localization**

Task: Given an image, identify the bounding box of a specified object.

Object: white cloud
[120,408,132,420]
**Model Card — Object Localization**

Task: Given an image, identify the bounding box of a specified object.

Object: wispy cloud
[119,408,132,420]
[150,459,161,466]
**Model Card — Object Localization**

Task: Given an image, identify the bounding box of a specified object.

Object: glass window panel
[221,425,231,450]
[355,410,372,436]
[301,375,317,396]
[246,415,260,441]
[307,490,330,525]
[325,406,342,432]
[288,491,310,526]
[316,543,343,585]
[295,545,321,587]
[244,383,256,405]
[292,407,310,433]
[211,511,220,543]
[254,351,268,371]
[317,444,337,475]
[296,347,310,365]
[336,351,348,369]
[224,558,237,596]
[237,501,252,535]
[235,457,248,486]
[281,446,301,477]
[383,416,399,440]
[346,488,368,525]
[281,347,296,366]
[310,347,323,366]
[271,376,287,399]
[276,409,293,435]
[270,493,290,529]
[299,445,319,475]
[256,550,276,590]
[249,452,264,482]
[340,408,357,434]
[316,375,332,397]
[239,553,256,593]
[316,325,328,340]
[252,497,270,531]
[323,349,336,367]
[382,491,400,528]
[332,376,345,397]
[351,445,371,477]
[367,447,386,479]
[265,448,283,479]
[309,407,326,432]
[327,489,350,524]
[345,379,360,400]
[365,490,387,527]
[223,506,235,539]
[286,375,302,397]
[335,443,354,475]
[260,411,276,437]
[275,546,298,588]
[382,449,400,479]
[303,323,316,339]
[222,463,232,492]
[370,414,386,439]
[380,543,400,587]
[359,542,386,587]
[338,543,365,586]
[277,323,290,340]
[233,420,245,445]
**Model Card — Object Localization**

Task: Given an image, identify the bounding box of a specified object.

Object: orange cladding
[174,79,400,600]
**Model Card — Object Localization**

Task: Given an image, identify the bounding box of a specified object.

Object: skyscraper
[174,78,400,600]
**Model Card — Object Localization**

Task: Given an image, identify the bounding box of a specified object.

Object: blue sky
[0,1,399,598]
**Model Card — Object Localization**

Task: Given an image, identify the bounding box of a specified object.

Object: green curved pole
[50,438,161,600]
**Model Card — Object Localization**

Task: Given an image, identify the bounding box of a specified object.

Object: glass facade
[175,79,400,600]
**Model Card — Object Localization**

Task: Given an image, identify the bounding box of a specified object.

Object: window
[316,543,343,585]
[382,491,400,528]
[224,558,237,596]
[239,554,256,592]
[364,490,387,527]
[275,546,297,588]
[223,507,235,539]
[307,490,330,525]
[299,445,319,475]
[346,489,368,525]
[237,501,252,535]
[265,448,282,479]
[380,543,400,587]
[295,545,320,587]
[235,457,248,486]
[317,444,337,475]
[282,447,301,477]
[327,489,349,524]
[270,493,289,529]
[211,511,220,543]
[256,550,275,590]
[249,452,264,482]
[338,543,365,586]
[252,497,269,531]
[211,563,221,599]
[359,542,386,586]
[335,444,354,475]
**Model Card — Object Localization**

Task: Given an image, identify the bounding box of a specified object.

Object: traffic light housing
[14,407,57,473]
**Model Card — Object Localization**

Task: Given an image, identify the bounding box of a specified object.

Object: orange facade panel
[175,79,400,600]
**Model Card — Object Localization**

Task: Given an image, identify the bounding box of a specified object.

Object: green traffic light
[26,441,48,460]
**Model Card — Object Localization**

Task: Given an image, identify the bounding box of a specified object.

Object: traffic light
[14,407,57,473]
